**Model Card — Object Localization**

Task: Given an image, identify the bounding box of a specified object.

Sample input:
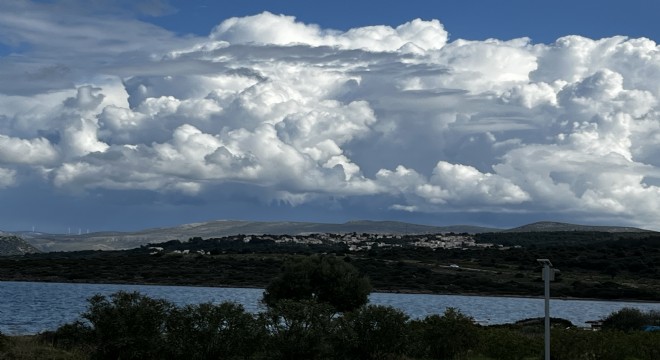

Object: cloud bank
[1,6,660,230]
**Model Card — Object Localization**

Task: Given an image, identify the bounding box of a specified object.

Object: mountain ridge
[2,220,655,254]
[504,221,654,233]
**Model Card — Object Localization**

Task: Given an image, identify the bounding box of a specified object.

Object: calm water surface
[2,281,660,335]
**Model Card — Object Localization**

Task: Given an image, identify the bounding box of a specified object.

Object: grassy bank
[0,335,88,360]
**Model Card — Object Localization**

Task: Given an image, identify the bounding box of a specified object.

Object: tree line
[3,231,660,301]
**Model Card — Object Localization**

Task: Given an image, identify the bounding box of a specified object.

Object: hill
[5,220,655,253]
[15,220,498,252]
[0,235,41,256]
[504,221,652,233]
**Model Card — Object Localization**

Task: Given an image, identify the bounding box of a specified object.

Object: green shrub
[478,327,542,360]
[409,308,479,360]
[626,331,660,359]
[40,321,94,351]
[82,291,173,360]
[551,328,660,360]
[551,328,598,360]
[263,255,372,312]
[591,330,647,360]
[602,307,649,332]
[164,302,266,360]
[263,299,337,360]
[334,305,409,360]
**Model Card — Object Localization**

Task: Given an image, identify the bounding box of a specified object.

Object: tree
[263,255,372,312]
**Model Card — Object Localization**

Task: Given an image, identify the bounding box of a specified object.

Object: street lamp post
[537,259,556,360]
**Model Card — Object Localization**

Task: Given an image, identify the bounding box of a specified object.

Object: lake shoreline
[3,278,660,305]
[4,280,660,336]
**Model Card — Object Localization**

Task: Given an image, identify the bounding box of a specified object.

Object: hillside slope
[18,220,498,252]
[0,236,41,256]
[504,221,651,233]
[10,220,655,253]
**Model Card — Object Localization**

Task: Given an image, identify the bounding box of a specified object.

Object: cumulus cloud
[376,161,529,210]
[210,12,448,51]
[2,3,660,230]
[0,135,58,165]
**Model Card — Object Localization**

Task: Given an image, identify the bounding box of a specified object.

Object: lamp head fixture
[536,259,553,267]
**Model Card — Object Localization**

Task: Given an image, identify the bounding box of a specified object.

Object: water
[2,281,660,335]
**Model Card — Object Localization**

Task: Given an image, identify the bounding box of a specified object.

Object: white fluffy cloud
[2,4,660,229]
[0,135,58,165]
[210,12,448,52]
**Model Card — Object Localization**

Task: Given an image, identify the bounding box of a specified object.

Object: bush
[626,331,660,359]
[551,328,598,360]
[409,308,479,360]
[588,330,651,360]
[263,299,337,360]
[164,302,266,360]
[41,320,95,351]
[477,327,542,360]
[334,305,410,360]
[551,328,660,360]
[82,291,173,360]
[602,307,649,332]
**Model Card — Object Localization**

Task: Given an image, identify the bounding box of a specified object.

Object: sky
[1,0,660,233]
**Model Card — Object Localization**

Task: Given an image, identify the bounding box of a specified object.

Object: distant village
[148,233,514,255]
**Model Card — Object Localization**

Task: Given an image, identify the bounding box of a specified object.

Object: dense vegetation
[3,255,660,359]
[263,255,372,312]
[1,231,660,300]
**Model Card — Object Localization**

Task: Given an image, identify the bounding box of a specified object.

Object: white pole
[544,264,550,360]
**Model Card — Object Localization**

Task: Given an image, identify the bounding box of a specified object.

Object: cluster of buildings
[243,233,482,251]
[149,233,498,255]
[245,233,483,251]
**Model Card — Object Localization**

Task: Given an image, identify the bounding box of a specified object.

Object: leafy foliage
[263,255,372,312]
[38,321,94,351]
[552,329,660,360]
[477,327,541,360]
[334,305,410,360]
[601,307,659,332]
[263,299,337,360]
[27,294,660,360]
[164,302,266,360]
[408,308,479,360]
[4,232,660,301]
[82,291,172,360]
